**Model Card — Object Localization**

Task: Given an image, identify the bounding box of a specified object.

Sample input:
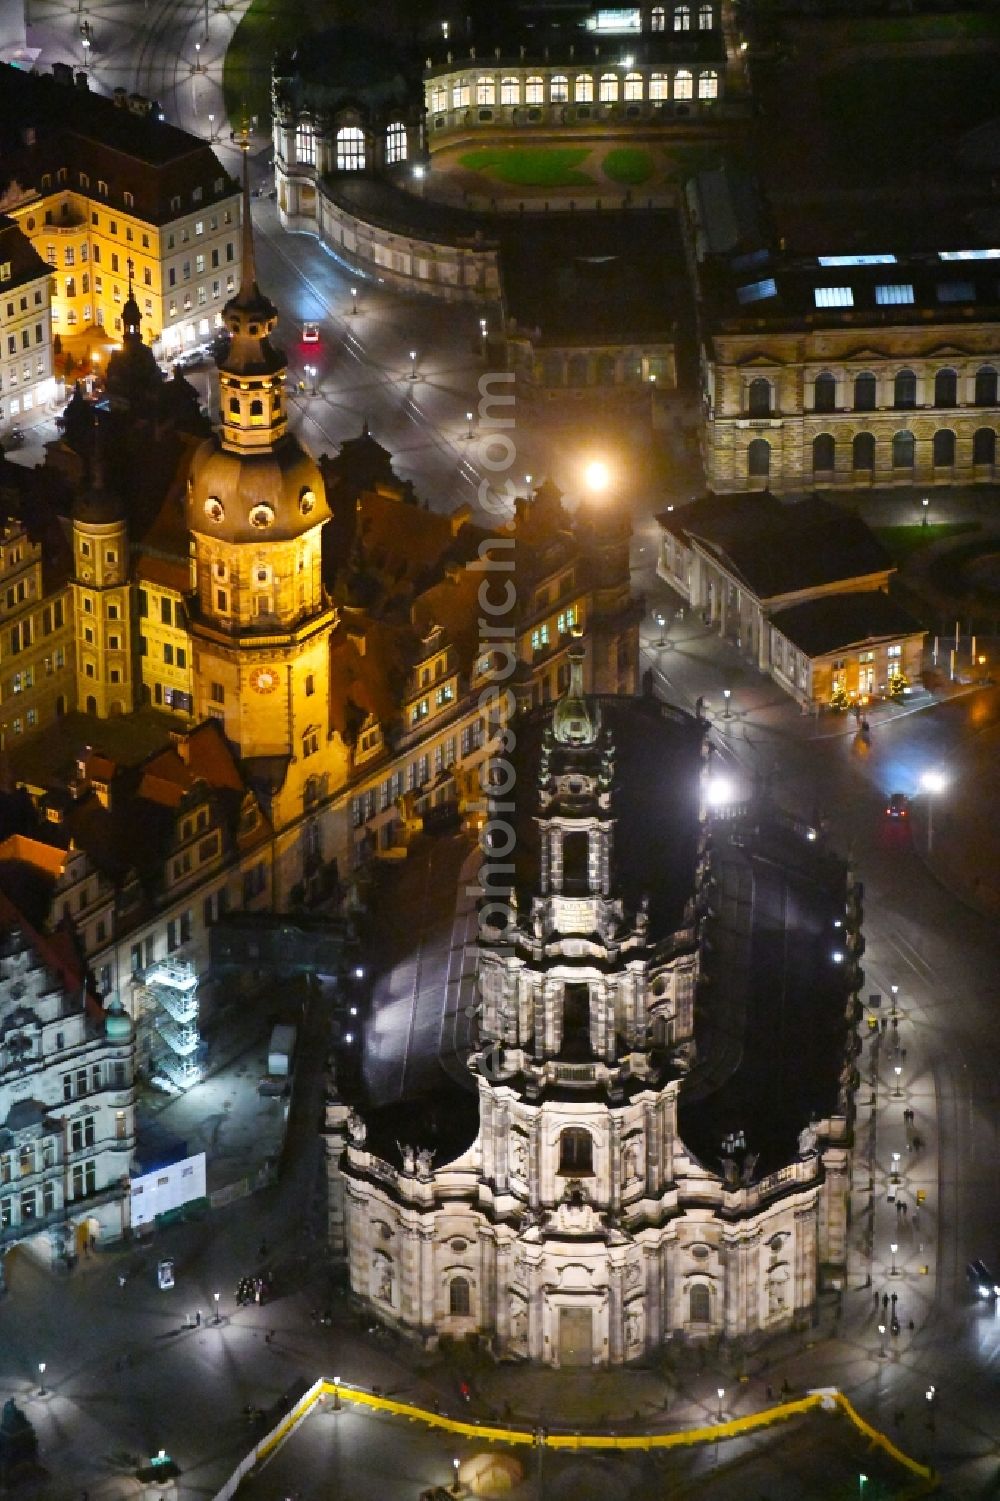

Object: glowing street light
[716,1386,725,1422]
[893,1064,902,1098]
[408,349,417,381]
[877,1322,888,1358]
[451,1456,461,1494]
[920,770,946,854]
[333,1375,342,1411]
[860,1473,868,1497]
[304,362,317,395]
[194,40,201,69]
[37,1362,46,1396]
[584,459,609,492]
[705,775,733,809]
[655,611,666,645]
[465,409,474,439]
[207,111,215,140]
[921,496,930,526]
[890,1241,899,1276]
[351,286,358,314]
[213,1290,221,1323]
[722,687,732,719]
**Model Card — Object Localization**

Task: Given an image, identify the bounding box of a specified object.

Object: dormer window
[123,190,134,208]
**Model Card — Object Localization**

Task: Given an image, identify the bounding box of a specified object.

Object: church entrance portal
[558,1306,593,1366]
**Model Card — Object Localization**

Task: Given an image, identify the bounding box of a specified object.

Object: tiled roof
[0,65,238,226]
[770,590,925,659]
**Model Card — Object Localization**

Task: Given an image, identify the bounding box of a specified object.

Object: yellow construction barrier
[245,1377,938,1491]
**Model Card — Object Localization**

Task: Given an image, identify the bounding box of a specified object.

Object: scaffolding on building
[132,957,202,1091]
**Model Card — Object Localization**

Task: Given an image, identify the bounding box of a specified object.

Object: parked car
[967,1259,999,1299]
[885,792,910,819]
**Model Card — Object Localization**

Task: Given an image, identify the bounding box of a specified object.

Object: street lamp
[722,687,732,719]
[655,611,666,645]
[333,1375,341,1411]
[893,1065,902,1098]
[524,473,533,493]
[584,459,610,492]
[351,286,358,314]
[716,1386,725,1422]
[466,410,474,439]
[859,1474,868,1498]
[890,983,899,1019]
[37,1362,46,1396]
[890,1241,899,1276]
[304,363,317,395]
[213,1290,221,1323]
[208,111,215,140]
[194,40,201,70]
[877,1322,887,1358]
[920,770,946,854]
[891,1150,901,1180]
[705,775,733,812]
[409,349,417,381]
[921,496,930,526]
[451,1456,461,1495]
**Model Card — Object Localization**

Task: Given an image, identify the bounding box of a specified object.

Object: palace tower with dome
[185,140,345,874]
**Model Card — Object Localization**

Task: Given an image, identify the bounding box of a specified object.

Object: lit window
[574,74,593,103]
[649,72,668,100]
[736,278,777,304]
[336,127,365,172]
[525,76,544,104]
[698,3,714,28]
[476,76,495,106]
[429,82,446,112]
[674,69,693,100]
[815,286,854,308]
[624,72,643,101]
[386,122,407,164]
[652,6,665,29]
[500,77,519,105]
[875,284,915,305]
[550,75,569,103]
[452,78,470,108]
[295,124,316,165]
[698,70,719,100]
[674,4,691,30]
[599,73,619,102]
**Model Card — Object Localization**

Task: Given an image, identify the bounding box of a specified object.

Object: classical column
[608,1260,625,1366]
[478,1225,497,1333]
[643,1244,661,1350]
[757,609,771,672]
[418,1226,436,1338]
[609,1115,623,1213]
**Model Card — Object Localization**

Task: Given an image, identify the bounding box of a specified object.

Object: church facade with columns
[328,648,855,1365]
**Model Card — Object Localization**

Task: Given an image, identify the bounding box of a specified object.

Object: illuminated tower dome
[184,137,336,800]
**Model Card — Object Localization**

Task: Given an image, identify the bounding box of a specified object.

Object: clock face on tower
[249,666,279,694]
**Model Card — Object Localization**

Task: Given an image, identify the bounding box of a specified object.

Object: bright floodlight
[705,776,733,808]
[585,459,610,492]
[921,771,946,794]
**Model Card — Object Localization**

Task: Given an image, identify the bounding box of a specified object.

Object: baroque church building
[329,645,854,1364]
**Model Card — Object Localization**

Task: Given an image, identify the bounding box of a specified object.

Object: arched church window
[558,1127,593,1174]
[295,124,315,166]
[449,1276,471,1316]
[689,1284,710,1322]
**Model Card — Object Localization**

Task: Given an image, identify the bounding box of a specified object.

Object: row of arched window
[429,69,718,111]
[445,1276,716,1327]
[650,3,716,29]
[746,428,998,478]
[745,367,999,418]
[295,123,408,171]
